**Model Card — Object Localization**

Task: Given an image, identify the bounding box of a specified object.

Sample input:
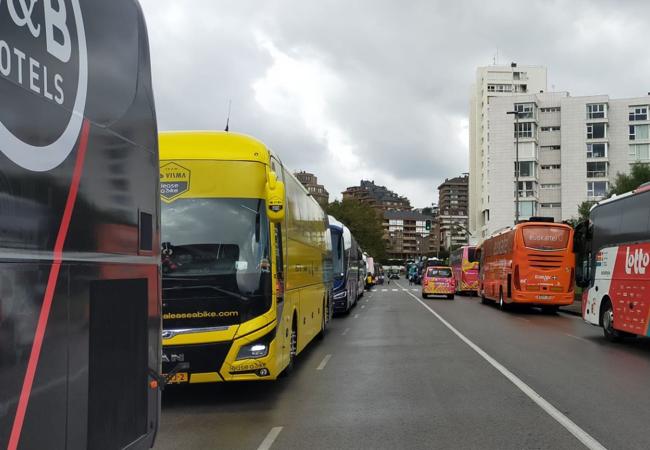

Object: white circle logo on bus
[0,0,87,172]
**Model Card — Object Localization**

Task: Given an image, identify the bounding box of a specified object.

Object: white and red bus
[576,183,650,341]
[450,246,479,295]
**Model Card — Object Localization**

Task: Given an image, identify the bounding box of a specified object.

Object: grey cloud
[141,0,649,207]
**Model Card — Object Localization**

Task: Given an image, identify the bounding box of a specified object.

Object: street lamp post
[507,110,520,224]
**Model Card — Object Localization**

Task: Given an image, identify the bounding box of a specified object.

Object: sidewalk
[559,299,582,316]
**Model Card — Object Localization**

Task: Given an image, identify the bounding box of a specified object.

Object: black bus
[0,1,161,449]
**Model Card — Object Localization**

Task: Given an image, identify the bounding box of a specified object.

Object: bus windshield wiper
[162,283,248,301]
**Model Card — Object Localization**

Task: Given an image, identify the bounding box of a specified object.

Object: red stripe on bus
[7,119,91,450]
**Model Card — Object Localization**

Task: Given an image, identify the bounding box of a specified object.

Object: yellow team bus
[159,131,331,382]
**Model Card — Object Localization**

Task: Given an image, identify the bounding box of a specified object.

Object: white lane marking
[361,305,365,309]
[341,328,350,336]
[316,354,332,370]
[402,287,606,450]
[353,314,359,319]
[411,288,418,292]
[392,289,398,292]
[381,289,388,292]
[565,333,590,343]
[257,427,283,450]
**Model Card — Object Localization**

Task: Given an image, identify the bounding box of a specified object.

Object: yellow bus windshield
[161,197,272,326]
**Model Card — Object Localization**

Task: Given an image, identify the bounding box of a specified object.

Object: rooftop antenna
[224,99,232,132]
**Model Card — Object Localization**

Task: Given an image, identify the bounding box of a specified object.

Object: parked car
[421,266,455,299]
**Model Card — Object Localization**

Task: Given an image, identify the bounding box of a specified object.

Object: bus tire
[480,293,489,305]
[447,294,454,300]
[601,299,624,342]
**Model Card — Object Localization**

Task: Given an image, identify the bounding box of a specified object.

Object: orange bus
[478,219,575,312]
[450,246,479,295]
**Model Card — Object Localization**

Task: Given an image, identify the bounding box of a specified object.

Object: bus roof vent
[528,216,555,223]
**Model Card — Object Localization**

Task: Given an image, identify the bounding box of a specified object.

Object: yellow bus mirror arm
[266,170,285,223]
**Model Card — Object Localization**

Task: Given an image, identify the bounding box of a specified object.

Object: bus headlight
[333,291,347,300]
[237,342,269,360]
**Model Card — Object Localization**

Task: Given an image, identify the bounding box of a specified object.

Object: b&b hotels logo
[0,0,87,171]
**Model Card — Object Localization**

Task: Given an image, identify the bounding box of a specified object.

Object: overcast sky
[140,0,650,208]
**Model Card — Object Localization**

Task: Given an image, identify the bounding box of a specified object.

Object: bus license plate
[166,372,189,384]
[538,295,552,300]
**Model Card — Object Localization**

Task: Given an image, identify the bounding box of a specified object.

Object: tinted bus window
[522,226,570,250]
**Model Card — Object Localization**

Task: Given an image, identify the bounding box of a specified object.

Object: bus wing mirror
[266,174,285,223]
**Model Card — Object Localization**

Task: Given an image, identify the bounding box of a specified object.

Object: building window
[541,145,561,151]
[586,123,606,139]
[517,181,536,198]
[629,144,650,161]
[518,142,537,159]
[514,102,535,119]
[540,183,561,189]
[586,161,608,178]
[586,143,607,158]
[540,107,561,113]
[540,164,561,170]
[515,122,533,138]
[540,126,560,132]
[586,103,606,119]
[629,106,648,121]
[540,203,561,208]
[487,84,513,93]
[629,124,649,141]
[587,181,608,198]
[518,201,536,217]
[515,161,536,177]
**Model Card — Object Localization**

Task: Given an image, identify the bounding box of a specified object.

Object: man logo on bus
[625,247,649,275]
[0,0,87,171]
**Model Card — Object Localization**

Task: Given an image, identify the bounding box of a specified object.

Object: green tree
[326,200,386,260]
[609,163,650,196]
[577,200,597,221]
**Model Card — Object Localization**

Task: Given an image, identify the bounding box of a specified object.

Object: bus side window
[274,223,284,280]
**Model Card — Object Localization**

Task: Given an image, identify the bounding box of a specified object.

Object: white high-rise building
[484,92,650,236]
[468,64,547,239]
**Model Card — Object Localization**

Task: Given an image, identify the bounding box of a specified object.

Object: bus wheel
[447,294,455,300]
[498,290,508,311]
[602,300,623,342]
[480,294,489,305]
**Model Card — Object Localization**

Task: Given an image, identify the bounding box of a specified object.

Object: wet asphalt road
[155,280,650,450]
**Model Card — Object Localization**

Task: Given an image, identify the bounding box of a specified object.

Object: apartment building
[437,174,470,250]
[485,92,650,235]
[383,210,436,259]
[294,171,329,207]
[468,63,547,238]
[342,180,411,212]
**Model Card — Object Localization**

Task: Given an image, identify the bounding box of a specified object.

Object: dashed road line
[316,354,332,370]
[257,427,283,450]
[381,289,388,292]
[353,314,359,319]
[398,283,606,450]
[565,333,590,343]
[392,289,398,292]
[341,328,350,336]
[361,305,365,309]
